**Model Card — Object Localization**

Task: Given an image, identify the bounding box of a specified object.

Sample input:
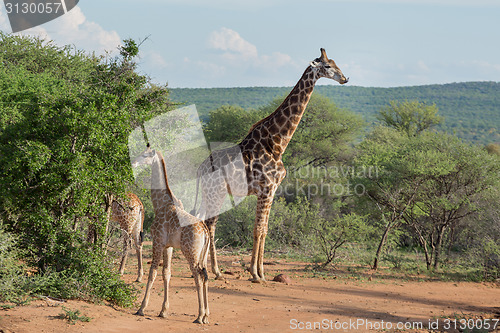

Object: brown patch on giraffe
[132,147,210,324]
[191,49,348,283]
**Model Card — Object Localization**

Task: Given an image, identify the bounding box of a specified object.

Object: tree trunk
[413,226,432,270]
[433,225,447,269]
[373,225,392,270]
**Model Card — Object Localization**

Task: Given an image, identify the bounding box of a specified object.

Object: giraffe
[132,144,210,324]
[192,48,348,282]
[110,192,145,282]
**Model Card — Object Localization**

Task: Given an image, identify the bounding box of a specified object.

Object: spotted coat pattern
[133,147,210,324]
[110,192,144,282]
[192,49,348,282]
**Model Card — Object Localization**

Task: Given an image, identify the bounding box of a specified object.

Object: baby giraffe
[132,144,210,324]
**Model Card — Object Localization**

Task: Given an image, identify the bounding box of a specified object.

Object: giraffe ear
[310,58,321,67]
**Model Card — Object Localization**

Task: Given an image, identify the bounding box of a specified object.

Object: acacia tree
[204,105,262,144]
[353,127,426,269]
[354,125,499,270]
[402,133,499,269]
[377,100,443,137]
[0,34,172,304]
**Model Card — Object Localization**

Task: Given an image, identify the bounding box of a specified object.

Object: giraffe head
[131,143,156,168]
[310,48,349,84]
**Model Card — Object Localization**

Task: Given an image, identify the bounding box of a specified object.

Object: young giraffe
[133,144,210,324]
[110,192,145,282]
[192,48,348,282]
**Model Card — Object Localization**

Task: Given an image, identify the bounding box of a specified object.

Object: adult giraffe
[192,48,348,282]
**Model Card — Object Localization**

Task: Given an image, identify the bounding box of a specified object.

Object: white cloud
[0,7,9,31]
[208,27,258,59]
[44,7,121,54]
[0,5,121,55]
[417,60,430,72]
[145,51,168,69]
[207,27,296,69]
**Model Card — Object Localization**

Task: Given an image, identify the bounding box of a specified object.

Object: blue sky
[1,0,499,88]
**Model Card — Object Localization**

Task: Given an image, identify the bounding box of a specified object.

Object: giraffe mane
[155,150,177,201]
[247,65,312,134]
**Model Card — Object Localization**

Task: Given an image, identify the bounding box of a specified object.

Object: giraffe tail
[139,204,145,245]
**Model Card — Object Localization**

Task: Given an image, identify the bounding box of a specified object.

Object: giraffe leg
[134,215,144,282]
[182,229,210,324]
[202,268,209,324]
[159,247,173,318]
[201,233,210,324]
[119,232,130,276]
[135,242,162,316]
[190,265,209,324]
[257,232,267,280]
[249,195,273,283]
[206,217,224,280]
[135,243,143,282]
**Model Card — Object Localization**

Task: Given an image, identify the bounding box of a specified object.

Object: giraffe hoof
[193,317,203,324]
[158,312,166,318]
[135,310,145,316]
[249,277,262,283]
[214,274,225,281]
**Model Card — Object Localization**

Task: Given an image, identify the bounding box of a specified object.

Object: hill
[170,82,500,145]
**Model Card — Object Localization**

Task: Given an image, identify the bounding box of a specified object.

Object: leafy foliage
[57,306,92,325]
[257,94,364,169]
[354,128,499,270]
[170,82,500,145]
[0,224,25,302]
[376,100,442,136]
[0,33,170,305]
[313,213,370,267]
[203,105,263,144]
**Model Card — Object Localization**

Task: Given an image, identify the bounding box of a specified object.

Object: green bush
[0,34,170,306]
[216,196,257,248]
[0,224,26,303]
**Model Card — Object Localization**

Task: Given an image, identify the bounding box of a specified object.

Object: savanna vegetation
[0,33,173,306]
[0,33,498,311]
[171,81,500,145]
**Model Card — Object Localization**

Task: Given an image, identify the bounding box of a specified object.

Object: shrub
[0,224,26,303]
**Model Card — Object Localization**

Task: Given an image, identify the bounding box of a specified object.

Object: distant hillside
[170,82,500,145]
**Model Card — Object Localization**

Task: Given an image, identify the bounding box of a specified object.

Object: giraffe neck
[247,65,319,156]
[150,151,178,209]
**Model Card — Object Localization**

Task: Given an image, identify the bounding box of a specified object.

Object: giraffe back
[111,192,144,236]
